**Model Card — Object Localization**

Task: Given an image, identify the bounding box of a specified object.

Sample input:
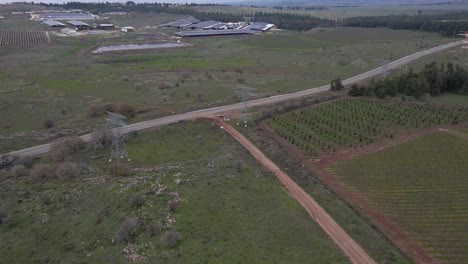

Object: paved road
[215,119,376,264]
[3,40,462,158]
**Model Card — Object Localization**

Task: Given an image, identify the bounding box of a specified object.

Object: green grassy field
[428,93,468,106]
[265,98,468,156]
[187,3,467,19]
[0,120,349,263]
[0,14,452,152]
[328,131,468,264]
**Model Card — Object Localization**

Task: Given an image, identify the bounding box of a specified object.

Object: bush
[14,155,33,168]
[30,164,56,182]
[237,77,246,84]
[115,217,139,244]
[166,200,178,212]
[158,82,172,90]
[49,137,85,162]
[117,103,136,117]
[160,230,180,248]
[40,195,52,205]
[9,164,26,178]
[179,71,191,79]
[0,211,7,220]
[2,216,16,227]
[0,155,14,170]
[110,161,132,177]
[90,125,112,150]
[43,119,54,129]
[146,223,160,237]
[88,104,106,117]
[129,194,145,207]
[56,162,81,182]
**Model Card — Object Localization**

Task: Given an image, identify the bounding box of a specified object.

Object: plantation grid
[0,30,50,46]
[329,132,468,263]
[265,98,468,156]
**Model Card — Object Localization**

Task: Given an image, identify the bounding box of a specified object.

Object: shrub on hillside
[129,194,145,207]
[166,200,178,212]
[160,230,180,248]
[49,136,85,162]
[0,211,7,220]
[30,164,56,182]
[90,125,112,150]
[110,161,132,177]
[146,223,160,237]
[43,119,54,129]
[8,164,26,178]
[56,162,81,182]
[88,104,106,117]
[2,216,16,227]
[117,103,136,117]
[115,217,139,244]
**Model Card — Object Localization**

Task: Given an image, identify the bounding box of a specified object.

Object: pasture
[328,131,468,264]
[0,120,349,263]
[265,98,468,156]
[0,17,453,152]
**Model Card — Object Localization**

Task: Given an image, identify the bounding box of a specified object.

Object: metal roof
[36,12,96,20]
[187,20,221,29]
[243,22,275,31]
[166,17,200,27]
[209,23,228,30]
[174,30,254,37]
[42,20,65,27]
[68,20,90,27]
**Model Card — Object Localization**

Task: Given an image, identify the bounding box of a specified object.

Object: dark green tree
[330,78,344,91]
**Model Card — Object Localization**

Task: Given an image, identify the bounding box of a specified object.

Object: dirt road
[214,119,376,264]
[2,40,461,158]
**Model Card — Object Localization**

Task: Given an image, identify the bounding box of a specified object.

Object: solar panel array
[42,20,65,27]
[188,20,222,29]
[174,30,254,37]
[37,12,96,20]
[243,22,275,31]
[166,17,200,28]
[67,20,90,27]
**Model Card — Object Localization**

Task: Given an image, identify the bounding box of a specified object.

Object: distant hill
[225,0,465,6]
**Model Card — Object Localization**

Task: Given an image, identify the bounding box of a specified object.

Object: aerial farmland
[1,1,467,263]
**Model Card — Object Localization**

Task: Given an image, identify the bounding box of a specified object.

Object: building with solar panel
[42,20,65,28]
[186,20,222,30]
[31,12,97,21]
[243,22,275,32]
[68,20,90,30]
[163,17,200,28]
[174,29,254,37]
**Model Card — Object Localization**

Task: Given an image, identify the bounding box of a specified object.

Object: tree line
[348,62,468,99]
[342,12,468,37]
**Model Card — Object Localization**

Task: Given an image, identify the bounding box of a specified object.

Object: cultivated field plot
[0,30,50,46]
[328,132,468,263]
[265,98,468,156]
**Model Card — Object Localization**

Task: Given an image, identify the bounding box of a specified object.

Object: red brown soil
[213,118,376,264]
[260,123,444,264]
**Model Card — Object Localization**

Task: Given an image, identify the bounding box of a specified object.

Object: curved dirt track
[214,119,376,264]
[2,40,461,158]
